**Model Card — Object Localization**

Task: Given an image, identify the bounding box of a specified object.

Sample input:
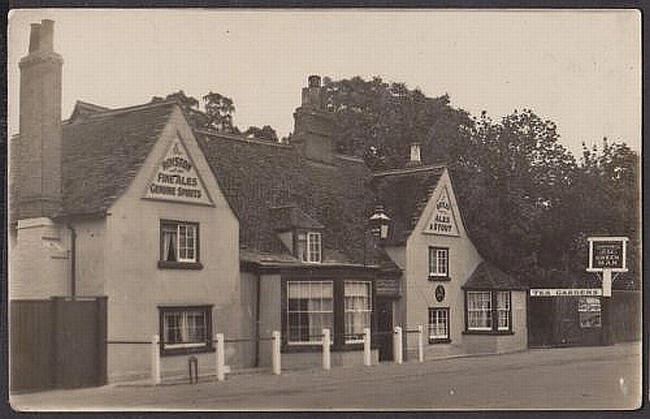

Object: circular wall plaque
[435,285,445,302]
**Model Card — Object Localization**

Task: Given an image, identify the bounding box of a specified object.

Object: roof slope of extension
[60,101,177,217]
[196,130,397,271]
[463,261,528,290]
[370,165,446,246]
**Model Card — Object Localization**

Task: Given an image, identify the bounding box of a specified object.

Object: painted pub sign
[592,241,624,269]
[586,236,629,272]
[144,137,213,205]
[424,186,459,236]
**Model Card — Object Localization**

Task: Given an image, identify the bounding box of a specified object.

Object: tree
[564,139,640,286]
[202,91,237,133]
[321,76,473,170]
[452,109,578,277]
[243,125,279,142]
[151,90,208,129]
[151,90,239,133]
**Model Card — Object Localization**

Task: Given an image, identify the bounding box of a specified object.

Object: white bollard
[271,331,281,375]
[393,326,403,364]
[417,325,424,363]
[215,333,225,382]
[322,329,331,370]
[363,328,372,367]
[151,334,161,385]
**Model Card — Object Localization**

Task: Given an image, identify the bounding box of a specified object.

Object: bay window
[465,290,512,333]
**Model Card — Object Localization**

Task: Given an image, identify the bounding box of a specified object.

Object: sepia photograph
[6,8,642,411]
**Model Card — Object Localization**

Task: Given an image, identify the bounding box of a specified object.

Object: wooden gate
[10,297,107,392]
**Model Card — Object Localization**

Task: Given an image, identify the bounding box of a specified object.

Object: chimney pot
[308,75,321,88]
[28,23,41,53]
[39,19,55,52]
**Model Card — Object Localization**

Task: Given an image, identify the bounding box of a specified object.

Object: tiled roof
[196,130,394,270]
[60,101,176,216]
[270,205,325,231]
[463,262,527,290]
[370,165,446,246]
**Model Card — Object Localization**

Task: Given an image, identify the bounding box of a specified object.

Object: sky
[7,9,641,158]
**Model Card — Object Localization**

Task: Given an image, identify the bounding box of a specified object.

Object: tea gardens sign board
[144,137,214,206]
[424,186,459,237]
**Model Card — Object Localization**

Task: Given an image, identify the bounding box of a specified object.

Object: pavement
[10,341,641,411]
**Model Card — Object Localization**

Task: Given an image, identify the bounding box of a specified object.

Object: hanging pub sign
[586,236,628,272]
[143,137,214,205]
[424,186,459,236]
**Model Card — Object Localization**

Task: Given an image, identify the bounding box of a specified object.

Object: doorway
[375,298,393,361]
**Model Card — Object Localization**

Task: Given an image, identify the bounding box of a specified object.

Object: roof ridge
[74,100,111,111]
[63,100,178,124]
[372,164,446,178]
[197,128,293,148]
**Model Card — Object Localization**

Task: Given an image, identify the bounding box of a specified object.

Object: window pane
[429,248,438,274]
[162,227,177,261]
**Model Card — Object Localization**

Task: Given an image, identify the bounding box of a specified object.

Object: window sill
[462,330,514,336]
[161,345,215,357]
[428,276,451,282]
[428,338,451,344]
[158,261,203,270]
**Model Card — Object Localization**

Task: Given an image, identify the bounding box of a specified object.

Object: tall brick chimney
[13,19,63,219]
[292,75,338,164]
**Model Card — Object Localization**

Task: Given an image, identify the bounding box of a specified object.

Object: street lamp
[369,205,391,241]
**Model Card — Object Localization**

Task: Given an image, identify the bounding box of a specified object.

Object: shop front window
[287,281,333,344]
[465,290,513,333]
[344,281,372,343]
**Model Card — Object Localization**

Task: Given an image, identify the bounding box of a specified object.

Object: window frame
[344,281,373,344]
[464,290,513,334]
[295,231,323,264]
[286,280,334,346]
[158,219,202,270]
[428,307,451,343]
[428,247,450,280]
[158,305,213,356]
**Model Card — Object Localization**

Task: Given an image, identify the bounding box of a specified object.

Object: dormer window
[297,231,322,263]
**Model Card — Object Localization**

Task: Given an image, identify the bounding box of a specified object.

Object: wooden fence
[10,297,107,393]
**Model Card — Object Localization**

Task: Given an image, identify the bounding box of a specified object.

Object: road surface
[11,342,641,411]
